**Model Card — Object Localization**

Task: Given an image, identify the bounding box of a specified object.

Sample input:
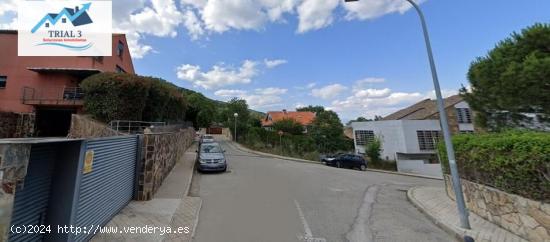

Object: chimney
[75,6,79,12]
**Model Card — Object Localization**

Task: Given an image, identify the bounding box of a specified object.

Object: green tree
[462,23,550,130]
[272,119,304,135]
[309,109,352,153]
[297,105,325,114]
[223,98,250,141]
[346,116,368,126]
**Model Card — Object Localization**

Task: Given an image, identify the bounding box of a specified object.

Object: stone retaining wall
[445,175,550,242]
[136,128,195,201]
[68,114,120,138]
[0,112,35,138]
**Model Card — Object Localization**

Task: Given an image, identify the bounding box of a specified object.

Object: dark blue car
[323,154,367,171]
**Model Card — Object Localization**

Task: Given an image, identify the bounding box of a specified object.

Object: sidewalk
[92,144,201,242]
[229,141,442,180]
[407,186,527,242]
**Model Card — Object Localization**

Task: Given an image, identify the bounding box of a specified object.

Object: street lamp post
[345,0,471,229]
[233,113,238,142]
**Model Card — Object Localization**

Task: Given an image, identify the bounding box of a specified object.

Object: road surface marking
[294,200,327,242]
[345,185,380,242]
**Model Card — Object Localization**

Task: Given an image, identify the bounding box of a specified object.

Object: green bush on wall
[438,130,550,202]
[81,73,188,123]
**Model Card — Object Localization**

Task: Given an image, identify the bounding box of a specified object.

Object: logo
[18,1,112,56]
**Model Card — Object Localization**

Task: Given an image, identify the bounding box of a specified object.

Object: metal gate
[72,136,138,242]
[8,144,56,242]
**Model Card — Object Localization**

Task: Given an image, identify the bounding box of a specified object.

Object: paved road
[192,140,454,242]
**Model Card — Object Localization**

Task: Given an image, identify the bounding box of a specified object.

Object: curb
[366,169,443,180]
[406,187,464,242]
[228,141,322,165]
[230,141,444,181]
[190,198,202,240]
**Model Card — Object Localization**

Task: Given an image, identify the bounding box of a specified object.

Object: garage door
[8,144,56,242]
[73,136,137,242]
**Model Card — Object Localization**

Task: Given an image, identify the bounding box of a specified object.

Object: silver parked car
[196,142,227,172]
[200,135,215,144]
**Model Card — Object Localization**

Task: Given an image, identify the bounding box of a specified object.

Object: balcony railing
[22,86,84,106]
[109,120,167,134]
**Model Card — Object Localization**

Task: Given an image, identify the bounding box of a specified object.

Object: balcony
[22,86,84,107]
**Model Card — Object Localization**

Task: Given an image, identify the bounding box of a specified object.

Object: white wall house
[351,95,477,178]
[351,120,444,178]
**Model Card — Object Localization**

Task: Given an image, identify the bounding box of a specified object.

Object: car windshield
[203,136,213,139]
[201,144,222,153]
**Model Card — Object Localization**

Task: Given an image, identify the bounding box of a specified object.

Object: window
[116,65,126,73]
[456,108,472,123]
[417,130,441,150]
[62,18,67,23]
[0,76,6,89]
[45,23,50,28]
[355,130,374,146]
[117,41,124,57]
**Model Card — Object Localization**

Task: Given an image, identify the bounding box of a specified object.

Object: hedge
[81,73,187,123]
[438,131,550,202]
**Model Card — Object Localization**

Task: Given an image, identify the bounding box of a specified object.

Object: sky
[1,0,549,122]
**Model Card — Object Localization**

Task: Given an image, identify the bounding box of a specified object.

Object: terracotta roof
[383,95,464,120]
[261,111,316,126]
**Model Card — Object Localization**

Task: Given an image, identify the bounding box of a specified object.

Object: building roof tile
[261,110,316,126]
[382,95,463,120]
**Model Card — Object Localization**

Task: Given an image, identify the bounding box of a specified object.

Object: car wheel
[336,161,342,168]
[359,164,367,171]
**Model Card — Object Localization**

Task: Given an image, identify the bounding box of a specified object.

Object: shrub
[81,73,150,122]
[365,137,382,162]
[81,73,188,123]
[438,130,550,202]
[272,119,304,135]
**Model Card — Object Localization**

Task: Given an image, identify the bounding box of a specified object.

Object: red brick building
[0,30,135,136]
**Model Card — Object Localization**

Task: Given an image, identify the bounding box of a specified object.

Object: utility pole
[343,0,471,229]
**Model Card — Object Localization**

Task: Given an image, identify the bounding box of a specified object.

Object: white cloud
[343,0,426,20]
[353,88,391,98]
[0,0,17,16]
[295,102,306,109]
[424,89,459,100]
[112,0,185,58]
[0,0,17,30]
[0,0,428,58]
[176,60,259,89]
[214,89,248,97]
[329,84,461,121]
[354,77,386,89]
[306,82,317,89]
[202,0,268,32]
[183,8,205,40]
[215,87,286,109]
[264,59,287,68]
[255,87,287,95]
[296,0,339,33]
[311,84,347,100]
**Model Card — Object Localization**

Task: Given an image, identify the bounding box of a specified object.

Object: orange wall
[0,32,135,113]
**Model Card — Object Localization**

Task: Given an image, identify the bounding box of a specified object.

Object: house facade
[351,95,476,178]
[0,30,135,137]
[261,110,316,133]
